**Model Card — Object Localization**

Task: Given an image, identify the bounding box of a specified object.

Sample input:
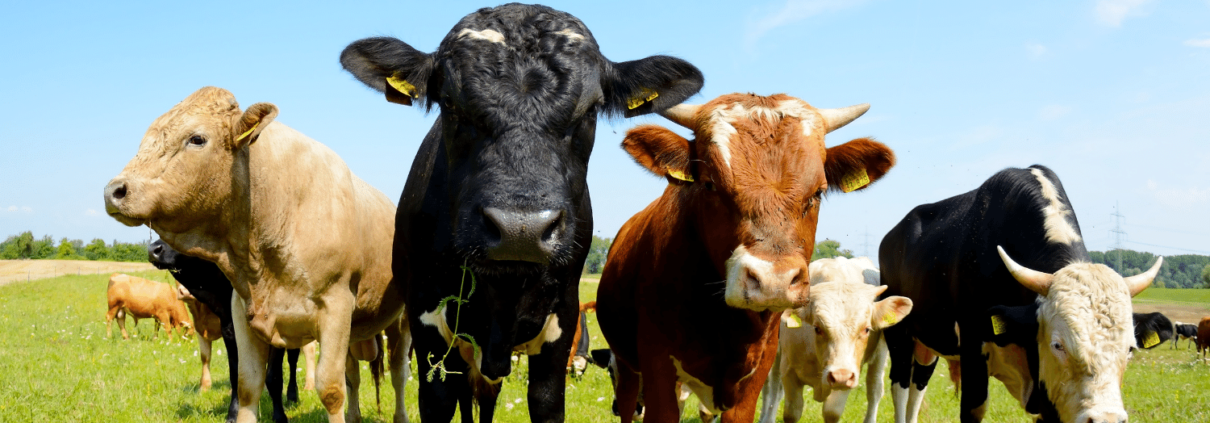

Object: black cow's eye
[814,326,823,336]
[188,135,206,146]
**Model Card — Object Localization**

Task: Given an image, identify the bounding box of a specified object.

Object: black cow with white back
[1173,321,1198,349]
[1132,312,1174,350]
[880,165,1161,423]
[340,4,703,422]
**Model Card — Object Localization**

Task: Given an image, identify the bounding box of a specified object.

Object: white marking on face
[457,28,506,45]
[552,28,584,41]
[1029,168,1082,245]
[725,245,799,310]
[706,100,824,170]
[671,356,717,413]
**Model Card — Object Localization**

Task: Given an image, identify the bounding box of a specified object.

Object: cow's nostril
[112,184,127,200]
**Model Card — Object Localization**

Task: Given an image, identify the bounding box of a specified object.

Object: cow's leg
[345,353,362,423]
[385,317,412,423]
[316,297,354,423]
[863,337,889,423]
[267,347,288,423]
[721,339,778,423]
[527,298,578,423]
[116,310,131,339]
[883,324,914,423]
[637,355,680,423]
[286,348,300,404]
[906,347,938,423]
[220,312,240,423]
[757,346,783,423]
[106,305,120,338]
[615,359,642,423]
[958,327,989,423]
[232,295,270,423]
[302,341,318,391]
[781,372,806,423]
[413,326,463,423]
[822,389,852,423]
[199,336,214,391]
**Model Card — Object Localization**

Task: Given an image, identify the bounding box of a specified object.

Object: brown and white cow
[758,257,912,423]
[106,273,192,339]
[596,93,895,422]
[102,87,409,423]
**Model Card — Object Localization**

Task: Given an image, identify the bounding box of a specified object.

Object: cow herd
[95,3,1203,423]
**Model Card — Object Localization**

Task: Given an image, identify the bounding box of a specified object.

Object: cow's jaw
[724,245,808,311]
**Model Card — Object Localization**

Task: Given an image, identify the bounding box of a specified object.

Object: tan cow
[103,87,409,423]
[106,273,192,339]
[758,257,912,423]
[177,284,223,390]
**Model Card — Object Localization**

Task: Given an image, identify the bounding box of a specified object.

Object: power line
[1124,223,1210,238]
[1124,240,1210,255]
[1110,202,1126,271]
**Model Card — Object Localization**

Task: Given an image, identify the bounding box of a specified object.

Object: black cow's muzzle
[482,207,564,265]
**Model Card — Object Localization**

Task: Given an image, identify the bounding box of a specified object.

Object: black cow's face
[341,4,702,270]
[148,239,205,273]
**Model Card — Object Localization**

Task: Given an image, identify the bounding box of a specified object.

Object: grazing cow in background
[1132,312,1174,350]
[568,302,597,376]
[759,257,912,423]
[104,87,410,423]
[597,93,895,423]
[340,4,703,422]
[105,273,191,339]
[1197,317,1210,361]
[880,165,1161,423]
[150,240,317,423]
[1172,321,1198,349]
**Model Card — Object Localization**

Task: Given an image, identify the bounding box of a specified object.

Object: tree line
[1091,248,1210,289]
[0,231,150,262]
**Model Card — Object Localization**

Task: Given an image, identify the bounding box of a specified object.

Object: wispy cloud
[84,209,100,216]
[1039,105,1072,120]
[1026,43,1049,59]
[745,0,868,50]
[1095,0,1155,28]
[4,206,33,214]
[1185,38,1210,48]
[1146,180,1210,208]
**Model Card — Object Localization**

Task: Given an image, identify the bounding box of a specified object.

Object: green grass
[1133,287,1210,305]
[2,275,1208,422]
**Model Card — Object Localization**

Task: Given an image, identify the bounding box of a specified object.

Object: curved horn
[658,103,701,129]
[1123,257,1163,297]
[996,246,1054,296]
[818,103,870,133]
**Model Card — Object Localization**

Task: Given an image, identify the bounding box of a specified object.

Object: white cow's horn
[818,103,870,133]
[1123,257,1163,297]
[997,246,1054,296]
[659,103,701,129]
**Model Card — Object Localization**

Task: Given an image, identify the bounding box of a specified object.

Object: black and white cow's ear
[604,55,704,118]
[341,37,436,108]
[232,102,278,149]
[987,303,1040,347]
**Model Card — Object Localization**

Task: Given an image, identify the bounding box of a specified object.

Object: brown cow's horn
[996,246,1054,296]
[818,103,870,133]
[659,103,701,129]
[1123,257,1163,297]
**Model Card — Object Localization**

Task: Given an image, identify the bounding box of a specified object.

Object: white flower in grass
[505,403,515,410]
[596,397,605,402]
[194,351,199,357]
[514,398,522,404]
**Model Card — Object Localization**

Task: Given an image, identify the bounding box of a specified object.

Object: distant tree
[1203,265,1210,288]
[1,231,36,259]
[54,237,81,260]
[812,239,854,260]
[583,235,612,274]
[31,235,55,259]
[82,239,111,261]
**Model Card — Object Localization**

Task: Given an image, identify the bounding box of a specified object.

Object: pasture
[1,273,1208,422]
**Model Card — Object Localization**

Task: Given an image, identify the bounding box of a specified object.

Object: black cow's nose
[483,207,563,264]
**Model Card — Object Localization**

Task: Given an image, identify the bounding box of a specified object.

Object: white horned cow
[103,87,411,423]
[759,257,912,423]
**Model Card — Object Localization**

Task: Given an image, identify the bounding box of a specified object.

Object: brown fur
[105,273,192,339]
[1198,317,1210,360]
[568,301,598,370]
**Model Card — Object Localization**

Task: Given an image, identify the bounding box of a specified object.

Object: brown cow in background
[106,273,192,339]
[1198,317,1210,362]
[597,93,895,422]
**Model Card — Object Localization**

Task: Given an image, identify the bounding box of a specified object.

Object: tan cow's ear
[233,102,279,149]
[621,124,694,184]
[824,138,895,193]
[872,296,913,329]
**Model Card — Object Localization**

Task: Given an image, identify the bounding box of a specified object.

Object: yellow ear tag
[627,87,659,110]
[1143,331,1161,348]
[668,169,694,183]
[840,168,871,193]
[990,314,1008,336]
[386,75,417,98]
[236,122,259,142]
[882,312,900,327]
[785,313,803,329]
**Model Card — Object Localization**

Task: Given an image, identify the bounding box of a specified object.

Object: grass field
[2,274,1208,422]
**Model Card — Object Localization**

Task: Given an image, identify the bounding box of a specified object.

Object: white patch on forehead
[776,99,820,139]
[552,28,584,41]
[457,28,506,45]
[706,100,824,169]
[672,356,717,413]
[1030,168,1082,245]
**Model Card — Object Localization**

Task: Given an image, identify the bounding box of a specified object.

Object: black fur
[148,240,302,423]
[340,4,702,423]
[880,165,1083,423]
[1132,312,1174,349]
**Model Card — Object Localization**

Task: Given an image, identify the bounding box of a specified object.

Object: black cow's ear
[341,37,436,108]
[987,303,1040,347]
[604,55,704,118]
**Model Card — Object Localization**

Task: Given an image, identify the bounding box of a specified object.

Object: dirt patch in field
[0,260,154,286]
[1133,300,1210,324]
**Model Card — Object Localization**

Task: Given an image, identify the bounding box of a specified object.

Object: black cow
[340,4,702,422]
[880,165,1161,423]
[148,240,303,423]
[1132,312,1174,350]
[1173,321,1198,349]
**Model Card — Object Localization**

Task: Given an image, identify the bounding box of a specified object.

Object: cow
[105,273,192,340]
[758,257,913,423]
[1172,321,1198,349]
[595,92,895,423]
[338,4,703,422]
[879,165,1162,423]
[568,301,597,377]
[150,240,319,423]
[103,87,410,423]
[1197,317,1210,361]
[1132,312,1174,350]
[589,348,715,422]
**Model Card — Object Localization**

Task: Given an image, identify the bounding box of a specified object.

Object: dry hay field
[1,271,1207,422]
[0,259,154,286]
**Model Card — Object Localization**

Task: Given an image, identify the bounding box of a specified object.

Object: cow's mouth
[107,210,147,227]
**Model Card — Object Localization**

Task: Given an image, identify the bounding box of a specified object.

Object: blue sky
[1,0,1208,261]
